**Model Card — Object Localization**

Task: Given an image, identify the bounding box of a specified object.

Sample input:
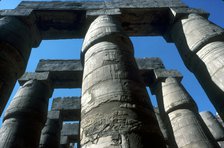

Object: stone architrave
[61,123,79,143]
[0,17,33,115]
[0,80,52,148]
[153,69,219,148]
[51,97,81,121]
[80,15,166,147]
[60,123,80,148]
[169,12,224,121]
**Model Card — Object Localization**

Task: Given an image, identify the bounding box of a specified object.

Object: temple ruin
[0,0,224,147]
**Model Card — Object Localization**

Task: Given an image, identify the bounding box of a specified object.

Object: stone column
[0,17,34,115]
[169,12,224,121]
[80,15,166,148]
[217,114,224,128]
[153,69,219,148]
[60,136,69,148]
[0,79,52,148]
[200,111,224,147]
[39,111,62,148]
[61,123,79,146]
[154,107,177,148]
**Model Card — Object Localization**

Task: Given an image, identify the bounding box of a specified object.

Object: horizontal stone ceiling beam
[61,123,79,143]
[18,58,165,88]
[17,1,186,10]
[52,97,81,121]
[0,1,208,39]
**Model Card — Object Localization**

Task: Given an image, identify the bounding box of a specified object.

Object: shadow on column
[0,80,52,148]
[169,13,224,122]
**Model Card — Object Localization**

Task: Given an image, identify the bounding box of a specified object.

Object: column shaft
[80,15,166,148]
[39,111,62,148]
[200,111,224,147]
[154,107,177,148]
[39,119,61,148]
[0,16,32,115]
[155,77,219,148]
[60,136,70,148]
[0,80,52,148]
[170,13,224,121]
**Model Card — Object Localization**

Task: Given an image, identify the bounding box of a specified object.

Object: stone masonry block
[36,60,83,88]
[0,0,187,39]
[34,58,165,88]
[61,123,79,143]
[51,97,80,121]
[154,69,183,82]
[18,72,51,86]
[47,110,61,120]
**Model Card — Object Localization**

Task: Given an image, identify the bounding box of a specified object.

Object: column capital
[18,73,53,98]
[164,7,209,42]
[165,6,224,121]
[0,16,31,51]
[150,69,182,94]
[0,10,42,47]
[81,15,133,64]
[0,15,40,115]
[169,7,209,23]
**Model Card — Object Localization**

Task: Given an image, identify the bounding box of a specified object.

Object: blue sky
[0,0,224,125]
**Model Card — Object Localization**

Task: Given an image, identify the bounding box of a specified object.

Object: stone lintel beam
[35,60,83,88]
[51,97,80,121]
[137,58,165,69]
[32,58,164,88]
[16,1,186,10]
[86,9,121,17]
[0,1,188,39]
[18,72,51,86]
[0,9,33,16]
[154,69,183,82]
[47,110,61,121]
[61,123,79,143]
[36,58,164,71]
[36,60,83,72]
[19,59,179,90]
